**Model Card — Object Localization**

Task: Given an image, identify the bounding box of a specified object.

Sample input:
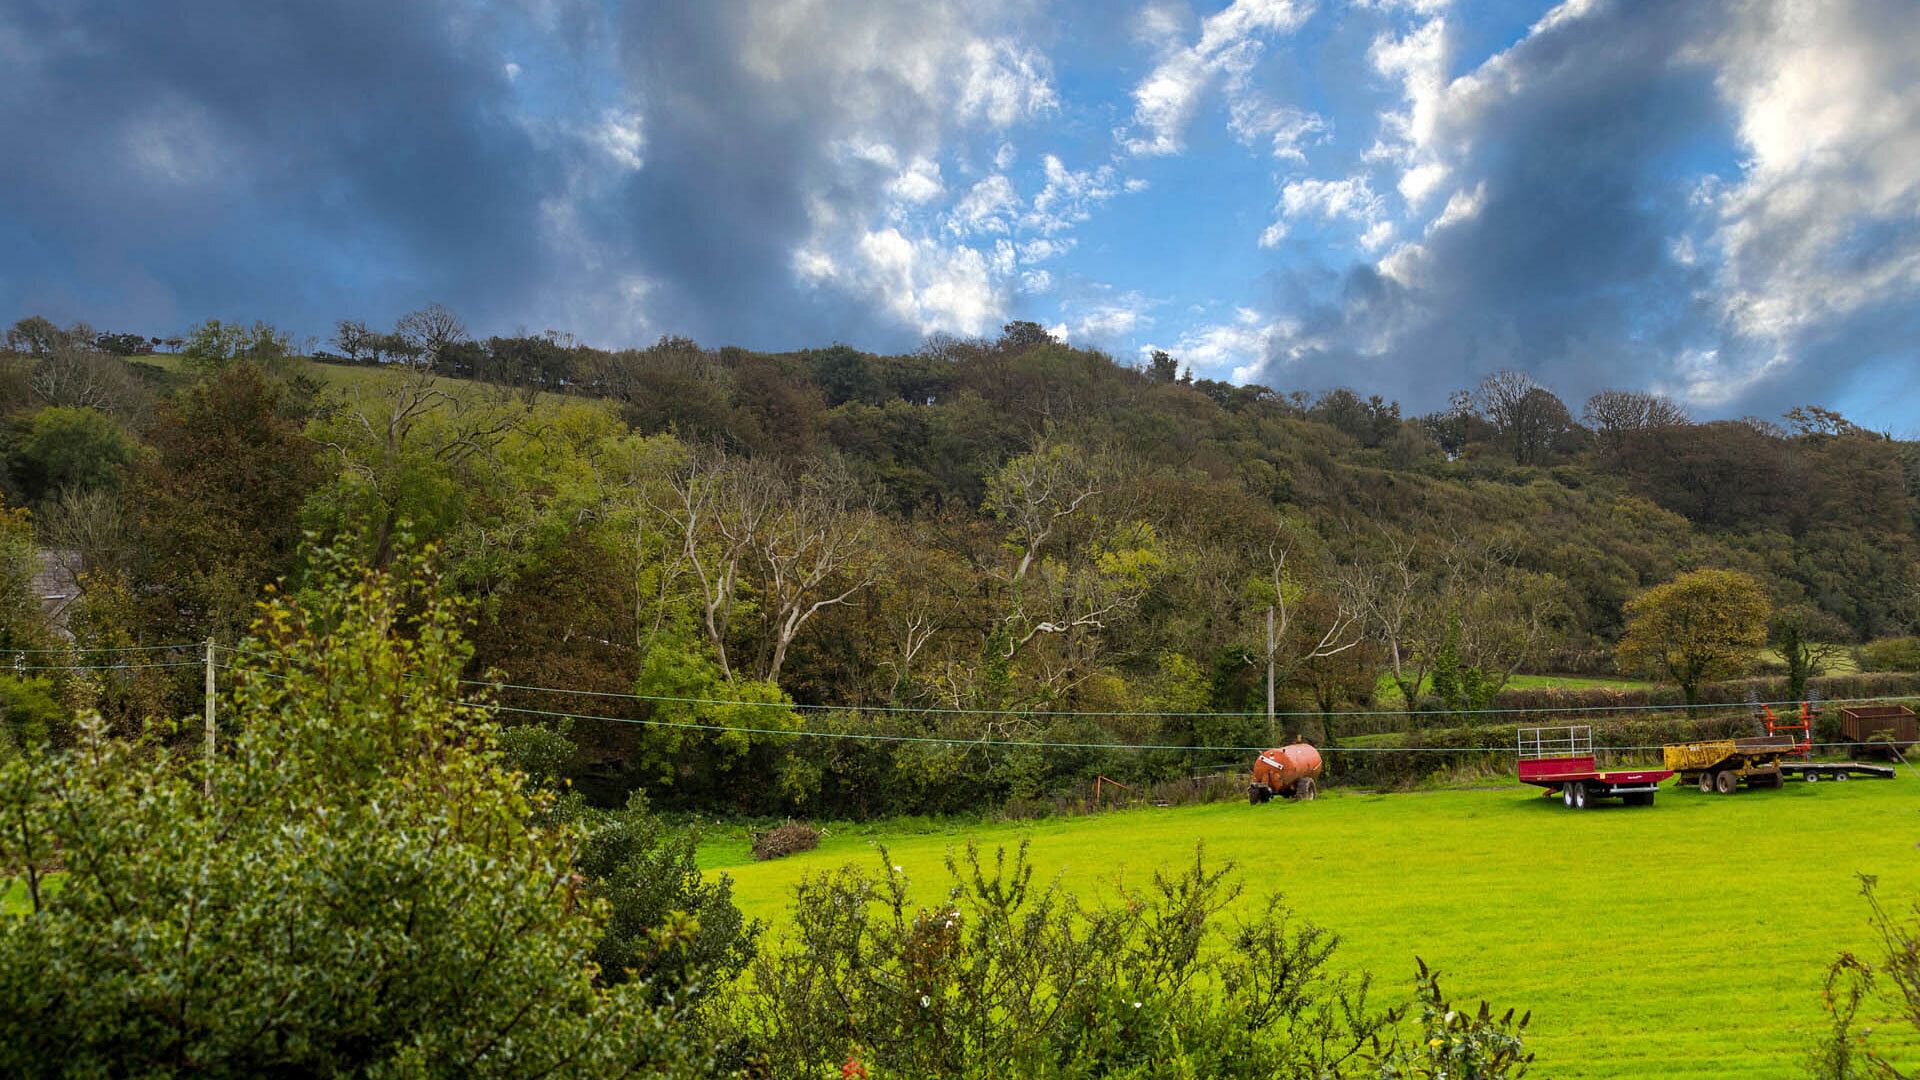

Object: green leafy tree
[0,544,714,1076]
[1769,604,1854,702]
[133,363,321,640]
[180,318,294,371]
[16,405,134,499]
[1615,569,1771,704]
[0,497,53,654]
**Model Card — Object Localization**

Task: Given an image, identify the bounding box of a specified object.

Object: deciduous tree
[1615,568,1771,704]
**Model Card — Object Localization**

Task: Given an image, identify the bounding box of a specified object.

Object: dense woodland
[1,310,1917,816]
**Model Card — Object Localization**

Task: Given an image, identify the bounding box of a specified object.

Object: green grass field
[703,773,1920,1078]
[1375,671,1655,702]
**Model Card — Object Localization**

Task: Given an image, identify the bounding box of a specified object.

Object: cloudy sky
[2,0,1917,426]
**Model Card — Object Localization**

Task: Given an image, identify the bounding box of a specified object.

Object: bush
[1857,636,1920,673]
[737,841,1528,1078]
[752,820,822,861]
[0,675,66,753]
[0,545,715,1076]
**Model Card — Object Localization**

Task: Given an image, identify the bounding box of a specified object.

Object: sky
[1,0,1917,428]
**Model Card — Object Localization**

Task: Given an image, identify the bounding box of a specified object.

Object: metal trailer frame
[1662,736,1796,795]
[1779,761,1898,782]
[1516,725,1673,810]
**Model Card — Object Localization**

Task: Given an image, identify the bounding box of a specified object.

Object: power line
[209,642,1920,721]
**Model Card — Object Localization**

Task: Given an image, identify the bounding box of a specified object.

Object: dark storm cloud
[593,0,1047,350]
[0,0,553,337]
[1254,0,1920,423]
[1258,0,1733,412]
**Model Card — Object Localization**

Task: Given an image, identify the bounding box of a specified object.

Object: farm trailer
[1663,736,1797,794]
[1837,705,1918,762]
[1517,725,1672,809]
[1663,734,1897,792]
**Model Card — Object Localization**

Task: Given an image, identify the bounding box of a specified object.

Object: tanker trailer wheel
[1713,769,1739,795]
[1294,777,1318,801]
[1571,783,1590,810]
[1248,784,1271,805]
[1697,772,1714,794]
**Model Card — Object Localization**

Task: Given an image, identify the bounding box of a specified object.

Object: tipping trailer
[1517,725,1671,809]
[1662,736,1796,794]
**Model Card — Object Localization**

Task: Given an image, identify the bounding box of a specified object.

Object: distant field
[704,774,1920,1079]
[1374,671,1654,702]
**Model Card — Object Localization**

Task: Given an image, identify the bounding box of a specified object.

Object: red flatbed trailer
[1517,726,1672,809]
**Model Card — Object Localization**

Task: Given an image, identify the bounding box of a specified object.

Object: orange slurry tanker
[1248,741,1323,803]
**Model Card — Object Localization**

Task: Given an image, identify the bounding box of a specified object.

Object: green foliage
[17,405,134,499]
[1616,569,1771,704]
[1431,615,1500,714]
[0,497,52,654]
[0,545,713,1076]
[738,840,1509,1079]
[0,675,65,753]
[570,791,759,1009]
[1808,876,1920,1079]
[180,318,294,371]
[1379,960,1532,1079]
[1857,636,1920,673]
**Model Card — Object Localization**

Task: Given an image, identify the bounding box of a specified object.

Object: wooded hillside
[2,312,1916,814]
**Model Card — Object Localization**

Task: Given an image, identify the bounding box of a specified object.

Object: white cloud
[1024,154,1125,234]
[1262,174,1389,248]
[1019,237,1074,261]
[504,61,522,81]
[594,108,646,171]
[1699,0,1920,353]
[1428,180,1484,231]
[1118,0,1316,157]
[1146,306,1290,380]
[1228,100,1329,162]
[849,227,1003,335]
[951,174,1020,233]
[1366,13,1450,208]
[888,155,945,203]
[1020,268,1053,292]
[955,38,1058,127]
[1056,291,1154,342]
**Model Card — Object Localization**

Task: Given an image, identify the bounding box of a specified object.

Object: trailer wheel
[1572,784,1590,810]
[1623,792,1654,807]
[1294,777,1318,801]
[1713,769,1739,795]
[1248,784,1271,804]
[1804,772,1820,783]
[1697,772,1714,794]
[1562,783,1576,808]
[1835,772,1849,782]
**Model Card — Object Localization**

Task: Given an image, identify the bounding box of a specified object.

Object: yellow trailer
[1662,736,1797,794]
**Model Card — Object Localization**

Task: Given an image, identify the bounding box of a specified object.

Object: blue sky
[1,0,1916,429]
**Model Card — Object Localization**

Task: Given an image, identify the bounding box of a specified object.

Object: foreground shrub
[738,841,1530,1079]
[0,546,713,1076]
[752,820,822,861]
[1809,875,1920,1078]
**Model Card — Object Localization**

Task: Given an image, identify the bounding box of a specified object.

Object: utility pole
[1266,605,1277,746]
[204,638,215,798]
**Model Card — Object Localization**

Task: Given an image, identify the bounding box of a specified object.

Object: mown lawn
[703,773,1920,1079]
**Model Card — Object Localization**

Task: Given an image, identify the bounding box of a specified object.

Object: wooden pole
[204,638,215,798]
